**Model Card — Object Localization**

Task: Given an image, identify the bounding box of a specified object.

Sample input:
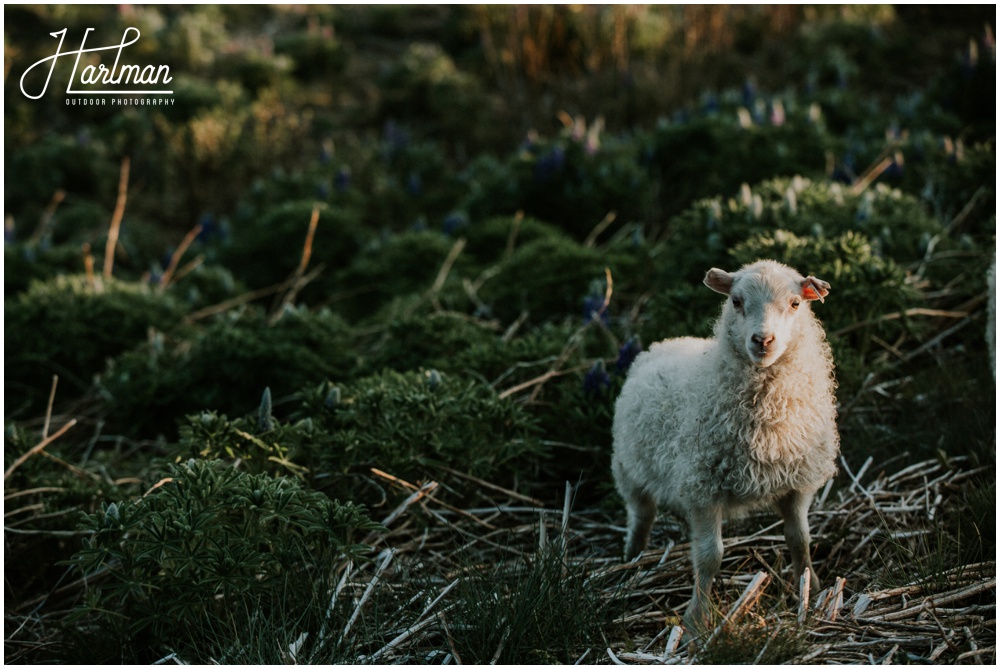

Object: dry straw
[312,453,994,664]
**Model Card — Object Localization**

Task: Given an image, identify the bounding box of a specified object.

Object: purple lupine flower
[443,212,468,236]
[384,120,409,148]
[615,336,642,375]
[582,290,608,326]
[742,79,757,108]
[406,172,423,195]
[630,226,644,247]
[196,213,218,242]
[383,121,410,160]
[884,151,904,179]
[534,145,566,182]
[316,182,329,200]
[335,167,352,191]
[831,153,856,184]
[583,360,612,398]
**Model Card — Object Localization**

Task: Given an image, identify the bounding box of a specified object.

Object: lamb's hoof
[682,606,717,642]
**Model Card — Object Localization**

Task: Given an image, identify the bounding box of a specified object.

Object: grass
[3,5,994,664]
[449,540,625,664]
[695,616,808,665]
[868,474,996,592]
[5,423,995,664]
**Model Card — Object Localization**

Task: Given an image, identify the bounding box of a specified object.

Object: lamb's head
[704,260,830,368]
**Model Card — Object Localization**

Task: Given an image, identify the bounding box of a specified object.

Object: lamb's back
[612,337,722,507]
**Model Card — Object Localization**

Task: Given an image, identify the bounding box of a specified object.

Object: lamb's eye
[732,297,743,310]
[791,299,801,310]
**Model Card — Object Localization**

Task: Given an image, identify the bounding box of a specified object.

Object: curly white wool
[612,259,839,631]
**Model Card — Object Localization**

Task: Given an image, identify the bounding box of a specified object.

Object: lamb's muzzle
[612,259,839,633]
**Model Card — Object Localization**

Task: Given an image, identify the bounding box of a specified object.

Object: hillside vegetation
[4,5,995,663]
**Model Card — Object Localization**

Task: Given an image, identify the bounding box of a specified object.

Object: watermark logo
[19,27,174,104]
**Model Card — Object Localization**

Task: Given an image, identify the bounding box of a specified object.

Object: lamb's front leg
[776,489,820,592]
[685,505,723,632]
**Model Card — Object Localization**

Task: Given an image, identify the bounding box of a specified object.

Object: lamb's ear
[704,268,734,295]
[801,276,831,302]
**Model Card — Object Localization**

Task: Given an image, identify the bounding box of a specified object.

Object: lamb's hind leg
[685,505,723,633]
[622,487,656,561]
[776,489,820,592]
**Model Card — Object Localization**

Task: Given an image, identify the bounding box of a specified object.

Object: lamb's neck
[719,332,822,404]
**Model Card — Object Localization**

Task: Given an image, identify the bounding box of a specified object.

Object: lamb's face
[704,261,830,368]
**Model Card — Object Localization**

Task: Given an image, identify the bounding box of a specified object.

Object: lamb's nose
[752,333,775,348]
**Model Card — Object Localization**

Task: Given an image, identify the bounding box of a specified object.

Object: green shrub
[910,138,995,240]
[5,275,184,415]
[360,312,500,376]
[274,30,347,80]
[731,229,918,326]
[100,306,359,436]
[151,74,225,123]
[213,49,292,95]
[731,229,921,396]
[924,31,996,141]
[478,237,631,323]
[166,263,245,311]
[222,200,371,294]
[461,214,570,266]
[662,177,941,286]
[173,404,322,479]
[334,230,470,321]
[453,322,583,387]
[635,278,722,347]
[5,135,118,227]
[636,226,921,400]
[367,125,465,229]
[294,370,543,499]
[42,200,112,246]
[529,353,632,493]
[377,42,484,138]
[461,126,654,240]
[647,114,832,218]
[66,459,380,663]
[4,243,87,297]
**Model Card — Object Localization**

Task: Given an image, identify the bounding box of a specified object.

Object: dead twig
[5,420,78,480]
[159,224,204,289]
[103,156,130,279]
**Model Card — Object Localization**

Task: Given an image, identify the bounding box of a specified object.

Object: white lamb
[612,259,839,631]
